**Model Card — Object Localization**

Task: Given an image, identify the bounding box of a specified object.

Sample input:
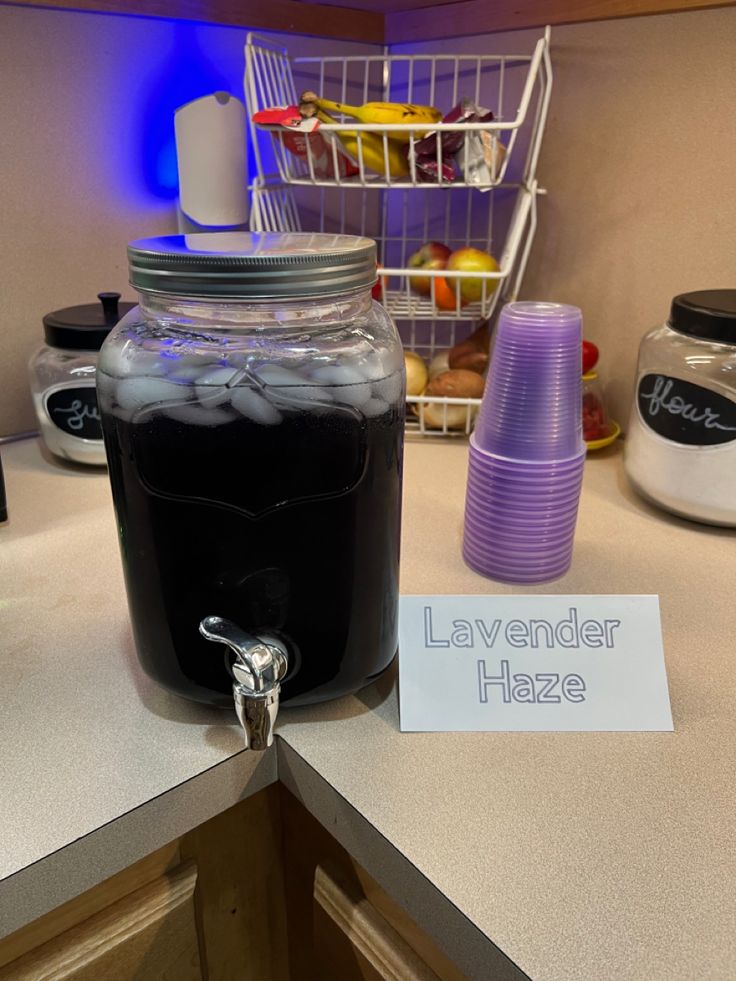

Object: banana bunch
[300,91,441,143]
[302,96,411,178]
[335,129,410,179]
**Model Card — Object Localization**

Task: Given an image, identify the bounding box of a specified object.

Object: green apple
[446,248,499,303]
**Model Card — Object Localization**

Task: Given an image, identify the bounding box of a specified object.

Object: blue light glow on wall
[90,16,255,211]
[137,23,234,200]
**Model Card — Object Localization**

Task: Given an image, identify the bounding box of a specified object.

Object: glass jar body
[624,323,736,526]
[29,344,106,465]
[98,289,406,706]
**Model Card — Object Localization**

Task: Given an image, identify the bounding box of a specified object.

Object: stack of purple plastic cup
[462,301,585,584]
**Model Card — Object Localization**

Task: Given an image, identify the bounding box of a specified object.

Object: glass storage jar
[624,290,736,526]
[29,293,134,465]
[98,233,405,743]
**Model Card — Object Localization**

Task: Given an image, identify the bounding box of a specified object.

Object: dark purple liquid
[102,401,403,707]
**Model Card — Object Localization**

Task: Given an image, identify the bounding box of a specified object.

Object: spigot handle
[199,616,288,750]
[200,616,287,691]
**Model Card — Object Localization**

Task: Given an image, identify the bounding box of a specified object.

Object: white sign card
[399,595,673,732]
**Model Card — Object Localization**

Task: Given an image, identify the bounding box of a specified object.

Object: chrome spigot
[199,616,288,750]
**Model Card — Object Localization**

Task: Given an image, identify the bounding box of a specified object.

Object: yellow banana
[301,92,440,142]
[312,105,409,178]
[336,129,409,178]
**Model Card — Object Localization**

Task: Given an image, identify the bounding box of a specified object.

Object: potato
[448,320,491,375]
[419,369,484,431]
[404,351,429,396]
[449,348,489,374]
[425,369,485,400]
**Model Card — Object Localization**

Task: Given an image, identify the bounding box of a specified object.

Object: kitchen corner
[2,434,735,980]
[2,2,736,977]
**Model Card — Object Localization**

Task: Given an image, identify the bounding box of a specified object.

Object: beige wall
[395,7,736,426]
[2,5,735,435]
[0,5,378,436]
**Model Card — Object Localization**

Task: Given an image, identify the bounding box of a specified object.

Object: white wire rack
[245,30,552,437]
[251,182,539,325]
[245,30,552,191]
[406,395,482,438]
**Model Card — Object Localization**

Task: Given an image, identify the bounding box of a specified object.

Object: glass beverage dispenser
[98,233,405,748]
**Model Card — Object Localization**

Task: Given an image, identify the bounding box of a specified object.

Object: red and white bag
[252,107,358,180]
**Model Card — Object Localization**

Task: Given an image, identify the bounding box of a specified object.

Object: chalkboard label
[637,374,736,446]
[44,384,103,440]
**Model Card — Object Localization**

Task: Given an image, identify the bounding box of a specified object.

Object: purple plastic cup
[462,301,586,583]
[463,534,574,568]
[463,540,574,584]
[463,514,580,548]
[463,542,574,569]
[464,526,579,552]
[467,475,580,513]
[463,503,580,535]
[471,458,580,487]
[464,490,582,521]
[465,444,584,505]
[474,302,584,462]
[462,449,584,581]
[467,444,585,472]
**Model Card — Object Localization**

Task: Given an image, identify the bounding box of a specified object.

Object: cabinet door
[281,787,467,981]
[314,863,442,981]
[0,861,201,981]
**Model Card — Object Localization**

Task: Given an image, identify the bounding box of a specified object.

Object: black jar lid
[42,292,136,351]
[669,290,736,345]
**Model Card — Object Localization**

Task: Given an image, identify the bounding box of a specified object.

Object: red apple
[582,340,599,374]
[446,247,499,304]
[408,241,451,296]
[372,263,389,301]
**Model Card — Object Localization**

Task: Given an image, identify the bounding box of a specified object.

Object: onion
[404,351,429,396]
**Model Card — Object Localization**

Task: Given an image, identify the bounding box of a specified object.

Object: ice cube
[166,362,207,384]
[310,365,372,407]
[162,403,236,426]
[353,353,387,381]
[115,376,186,413]
[362,398,389,418]
[195,366,239,407]
[372,371,403,405]
[229,387,282,425]
[102,350,160,379]
[255,365,305,386]
[256,364,333,405]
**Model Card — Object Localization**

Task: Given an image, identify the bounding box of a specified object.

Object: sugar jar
[624,290,736,526]
[29,293,135,465]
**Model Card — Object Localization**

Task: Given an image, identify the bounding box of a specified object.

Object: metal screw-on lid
[669,290,736,346]
[128,232,378,300]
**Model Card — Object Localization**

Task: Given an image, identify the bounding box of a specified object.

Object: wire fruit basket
[245,31,552,192]
[244,30,552,437]
[251,182,539,324]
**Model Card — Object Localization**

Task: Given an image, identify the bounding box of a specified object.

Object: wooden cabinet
[0,786,463,981]
[2,0,729,44]
[280,787,466,981]
[0,861,201,981]
[313,863,445,981]
[0,788,288,981]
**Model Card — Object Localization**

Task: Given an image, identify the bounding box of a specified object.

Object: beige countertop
[1,435,734,980]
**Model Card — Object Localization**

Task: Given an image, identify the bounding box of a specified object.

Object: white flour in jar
[625,409,736,527]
